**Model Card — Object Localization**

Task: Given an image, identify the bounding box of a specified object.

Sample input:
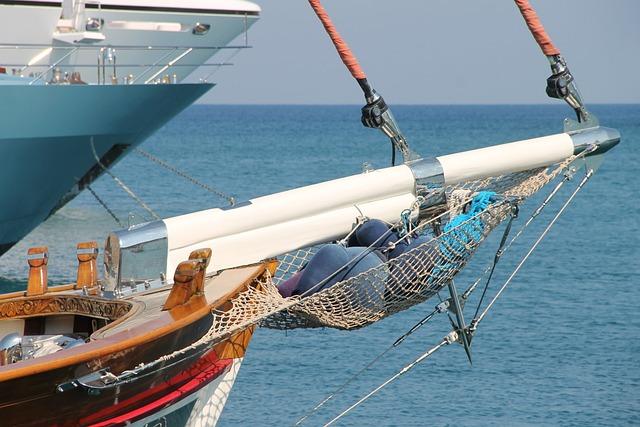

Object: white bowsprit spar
[103,125,619,424]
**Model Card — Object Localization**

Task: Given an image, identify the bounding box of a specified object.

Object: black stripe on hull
[0,1,61,7]
[0,1,260,16]
[85,3,260,16]
[0,241,17,257]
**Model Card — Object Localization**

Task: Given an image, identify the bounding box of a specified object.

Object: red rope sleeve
[308,0,367,80]
[514,0,560,57]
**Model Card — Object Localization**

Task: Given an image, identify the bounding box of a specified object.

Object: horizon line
[194,102,640,107]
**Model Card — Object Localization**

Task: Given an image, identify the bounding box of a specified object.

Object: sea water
[0,105,638,426]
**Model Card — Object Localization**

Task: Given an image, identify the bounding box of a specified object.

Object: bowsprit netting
[259,158,572,331]
[119,157,576,379]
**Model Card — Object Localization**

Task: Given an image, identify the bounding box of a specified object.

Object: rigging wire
[297,202,529,425]
[323,337,453,427]
[134,148,236,206]
[391,143,396,167]
[471,204,518,321]
[322,169,594,426]
[295,212,515,424]
[202,47,242,82]
[90,139,160,221]
[475,169,594,325]
[300,153,595,424]
[294,299,445,426]
[86,185,125,228]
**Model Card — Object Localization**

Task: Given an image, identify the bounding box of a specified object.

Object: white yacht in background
[0,0,260,256]
[1,0,260,83]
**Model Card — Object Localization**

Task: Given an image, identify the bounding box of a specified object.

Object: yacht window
[107,21,185,32]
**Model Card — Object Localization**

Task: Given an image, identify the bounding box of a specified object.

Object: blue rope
[431,191,497,282]
[398,209,412,238]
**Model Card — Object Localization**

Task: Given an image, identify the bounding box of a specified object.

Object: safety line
[134,148,236,206]
[86,185,125,228]
[323,338,452,427]
[90,139,160,221]
[476,169,593,325]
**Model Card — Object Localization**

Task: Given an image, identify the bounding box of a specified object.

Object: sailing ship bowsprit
[0,1,622,425]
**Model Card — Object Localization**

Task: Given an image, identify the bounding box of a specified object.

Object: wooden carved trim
[0,295,132,321]
[0,264,268,383]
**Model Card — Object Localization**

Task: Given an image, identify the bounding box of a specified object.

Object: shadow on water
[0,277,25,293]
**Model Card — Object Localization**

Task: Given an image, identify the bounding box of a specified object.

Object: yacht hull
[0,83,213,256]
[0,264,268,426]
[0,310,248,427]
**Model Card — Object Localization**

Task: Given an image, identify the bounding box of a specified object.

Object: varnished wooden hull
[0,264,268,426]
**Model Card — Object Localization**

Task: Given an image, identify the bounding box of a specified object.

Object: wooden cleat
[76,241,99,289]
[163,260,199,311]
[27,246,48,296]
[188,248,212,295]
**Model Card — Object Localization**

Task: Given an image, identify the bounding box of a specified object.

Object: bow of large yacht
[0,0,260,256]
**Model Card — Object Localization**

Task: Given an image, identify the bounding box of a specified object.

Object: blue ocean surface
[0,104,638,426]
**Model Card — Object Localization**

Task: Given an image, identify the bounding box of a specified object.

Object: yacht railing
[0,43,248,85]
[30,47,79,85]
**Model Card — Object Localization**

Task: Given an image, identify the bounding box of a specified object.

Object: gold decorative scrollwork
[0,295,132,321]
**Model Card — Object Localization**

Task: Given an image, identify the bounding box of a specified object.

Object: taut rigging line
[306,0,416,165]
[322,169,595,427]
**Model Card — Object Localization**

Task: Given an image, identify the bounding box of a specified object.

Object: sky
[198,0,639,105]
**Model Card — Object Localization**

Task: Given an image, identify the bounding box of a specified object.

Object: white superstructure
[0,0,260,83]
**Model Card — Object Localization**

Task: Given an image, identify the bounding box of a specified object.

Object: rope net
[262,160,572,330]
[179,159,574,345]
[131,158,574,376]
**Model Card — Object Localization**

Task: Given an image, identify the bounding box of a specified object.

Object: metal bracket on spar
[360,88,419,163]
[546,54,597,128]
[407,157,445,187]
[569,127,620,156]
